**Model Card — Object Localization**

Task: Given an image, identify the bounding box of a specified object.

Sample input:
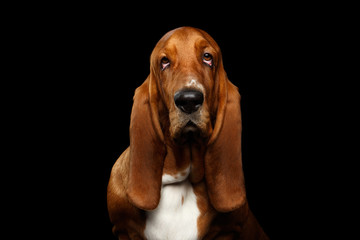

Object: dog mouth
[175,121,201,144]
[183,121,199,134]
[169,104,210,143]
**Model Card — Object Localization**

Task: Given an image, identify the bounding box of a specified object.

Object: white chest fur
[144,168,200,240]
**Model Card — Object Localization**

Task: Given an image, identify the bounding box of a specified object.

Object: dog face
[150,27,222,142]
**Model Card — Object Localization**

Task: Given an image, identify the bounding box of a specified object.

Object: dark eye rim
[160,56,170,70]
[161,56,169,63]
[202,53,213,67]
[203,53,213,61]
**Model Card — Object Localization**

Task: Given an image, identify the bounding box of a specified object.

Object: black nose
[174,90,204,114]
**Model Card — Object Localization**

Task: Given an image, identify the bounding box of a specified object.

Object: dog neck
[162,138,206,184]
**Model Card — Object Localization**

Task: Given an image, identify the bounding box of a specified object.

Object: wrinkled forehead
[151,27,220,58]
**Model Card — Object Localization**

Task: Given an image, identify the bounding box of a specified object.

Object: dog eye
[161,57,170,70]
[203,53,213,67]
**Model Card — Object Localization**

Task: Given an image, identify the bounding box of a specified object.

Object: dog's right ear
[127,76,166,211]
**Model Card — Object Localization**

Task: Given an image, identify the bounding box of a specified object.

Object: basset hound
[107,27,269,240]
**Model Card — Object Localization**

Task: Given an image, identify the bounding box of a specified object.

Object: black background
[14,4,341,239]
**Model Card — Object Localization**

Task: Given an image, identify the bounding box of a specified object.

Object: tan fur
[107,148,146,239]
[107,27,269,239]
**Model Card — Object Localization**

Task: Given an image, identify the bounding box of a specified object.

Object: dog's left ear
[205,63,246,212]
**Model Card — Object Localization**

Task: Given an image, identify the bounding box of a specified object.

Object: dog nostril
[174,90,204,114]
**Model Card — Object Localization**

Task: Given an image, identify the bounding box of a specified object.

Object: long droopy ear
[127,76,166,211]
[205,68,246,212]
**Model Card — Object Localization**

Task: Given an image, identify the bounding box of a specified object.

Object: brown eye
[161,57,170,70]
[203,53,213,67]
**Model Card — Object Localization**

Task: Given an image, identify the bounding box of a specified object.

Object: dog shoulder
[107,148,131,219]
[107,148,147,238]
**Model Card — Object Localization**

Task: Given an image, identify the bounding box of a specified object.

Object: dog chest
[144,179,200,240]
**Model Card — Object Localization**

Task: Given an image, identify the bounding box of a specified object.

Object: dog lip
[173,121,204,144]
[181,121,200,138]
[183,121,198,131]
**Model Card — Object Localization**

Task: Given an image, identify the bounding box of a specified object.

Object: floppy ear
[127,76,166,211]
[205,67,246,212]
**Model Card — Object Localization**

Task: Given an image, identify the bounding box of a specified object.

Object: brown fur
[107,27,269,239]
